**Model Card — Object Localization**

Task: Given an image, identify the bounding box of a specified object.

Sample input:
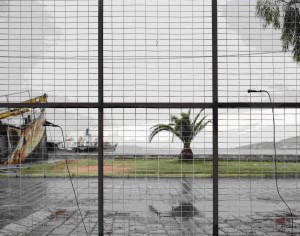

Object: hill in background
[239,136,300,150]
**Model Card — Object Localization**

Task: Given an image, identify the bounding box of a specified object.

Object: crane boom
[0,94,47,120]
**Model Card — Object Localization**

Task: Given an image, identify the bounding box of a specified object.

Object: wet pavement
[1,177,300,235]
[0,178,46,229]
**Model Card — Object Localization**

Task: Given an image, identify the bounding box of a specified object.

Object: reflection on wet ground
[171,179,200,217]
[148,179,201,218]
[0,177,300,235]
[0,178,46,228]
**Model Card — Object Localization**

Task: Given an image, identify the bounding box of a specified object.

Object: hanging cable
[65,159,89,236]
[248,89,294,232]
[43,121,89,236]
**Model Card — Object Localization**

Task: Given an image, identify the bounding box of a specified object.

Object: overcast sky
[1,0,300,150]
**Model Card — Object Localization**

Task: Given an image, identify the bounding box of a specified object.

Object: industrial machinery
[0,94,48,164]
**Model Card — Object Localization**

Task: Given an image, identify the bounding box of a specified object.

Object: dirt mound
[54,161,132,175]
[68,164,132,175]
[56,160,77,165]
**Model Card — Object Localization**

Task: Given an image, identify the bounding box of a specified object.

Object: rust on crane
[0,94,48,164]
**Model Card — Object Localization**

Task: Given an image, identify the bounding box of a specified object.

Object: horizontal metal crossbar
[0,102,300,109]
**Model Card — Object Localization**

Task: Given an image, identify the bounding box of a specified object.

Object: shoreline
[1,158,300,178]
[49,151,300,162]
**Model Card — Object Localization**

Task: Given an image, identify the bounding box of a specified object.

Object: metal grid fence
[0,0,300,235]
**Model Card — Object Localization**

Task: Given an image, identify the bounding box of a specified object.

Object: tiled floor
[0,177,300,235]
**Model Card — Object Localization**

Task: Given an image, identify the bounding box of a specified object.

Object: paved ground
[1,177,300,235]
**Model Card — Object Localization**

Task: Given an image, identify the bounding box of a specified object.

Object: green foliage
[15,159,300,178]
[256,0,300,62]
[282,2,300,61]
[149,109,210,149]
[256,0,281,28]
[127,159,300,178]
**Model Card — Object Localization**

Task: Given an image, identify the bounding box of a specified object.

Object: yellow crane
[0,94,48,164]
[0,94,47,120]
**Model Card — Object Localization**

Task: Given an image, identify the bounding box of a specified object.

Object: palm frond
[187,109,191,117]
[149,109,210,147]
[180,110,191,120]
[256,0,281,29]
[193,119,211,136]
[149,124,182,142]
[191,108,205,130]
[192,116,206,132]
[171,116,181,125]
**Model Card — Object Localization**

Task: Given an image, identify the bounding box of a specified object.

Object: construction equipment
[0,94,48,164]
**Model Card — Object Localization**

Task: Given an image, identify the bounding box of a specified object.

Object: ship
[66,128,118,153]
[0,94,48,164]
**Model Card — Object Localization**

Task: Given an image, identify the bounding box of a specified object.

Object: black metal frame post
[1,102,300,109]
[2,102,300,109]
[0,1,298,235]
[98,0,104,235]
[212,0,219,235]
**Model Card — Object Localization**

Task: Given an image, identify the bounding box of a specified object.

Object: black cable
[263,90,294,232]
[0,50,288,61]
[58,126,65,149]
[248,89,294,232]
[65,159,89,236]
[43,121,89,236]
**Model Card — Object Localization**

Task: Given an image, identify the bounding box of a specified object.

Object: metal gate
[0,0,300,235]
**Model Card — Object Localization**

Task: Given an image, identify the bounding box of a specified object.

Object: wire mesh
[1,0,300,235]
[218,0,300,104]
[217,1,300,234]
[219,108,300,235]
[0,108,98,235]
[103,108,213,235]
[0,0,99,235]
[0,0,98,103]
[103,0,212,103]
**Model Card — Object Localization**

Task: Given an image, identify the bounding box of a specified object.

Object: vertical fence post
[212,0,218,235]
[98,0,104,235]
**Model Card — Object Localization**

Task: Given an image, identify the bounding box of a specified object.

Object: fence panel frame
[0,0,298,235]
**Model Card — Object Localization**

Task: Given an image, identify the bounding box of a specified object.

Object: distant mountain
[239,136,300,150]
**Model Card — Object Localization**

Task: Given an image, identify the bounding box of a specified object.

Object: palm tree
[149,109,210,160]
[256,0,300,62]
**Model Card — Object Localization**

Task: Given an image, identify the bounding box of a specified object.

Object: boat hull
[73,143,118,153]
[0,111,48,164]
